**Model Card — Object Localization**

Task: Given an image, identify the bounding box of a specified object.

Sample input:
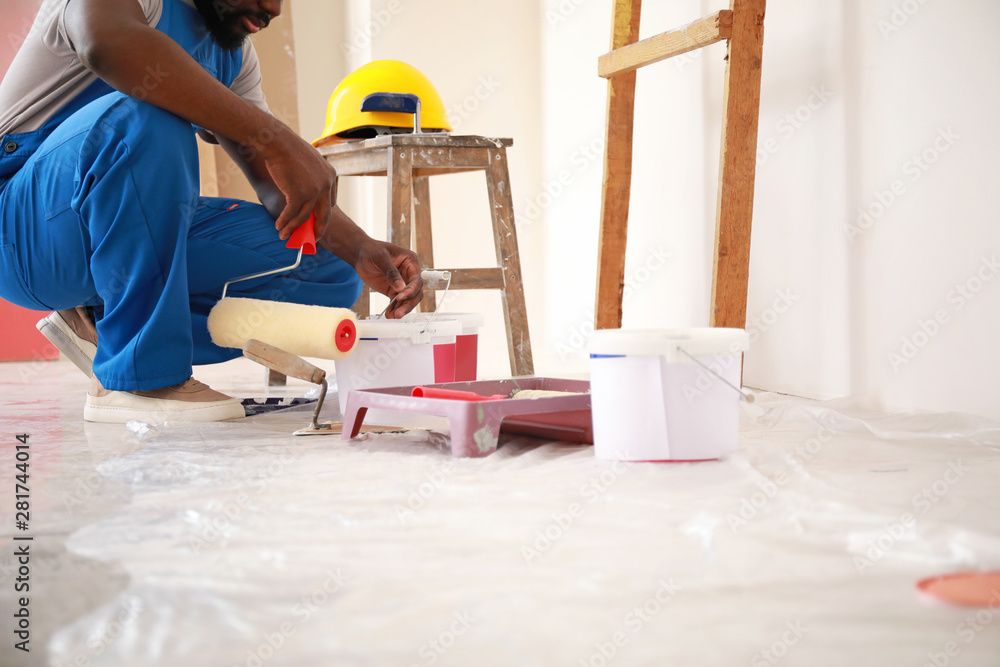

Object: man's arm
[217,137,425,317]
[217,136,286,219]
[64,0,332,239]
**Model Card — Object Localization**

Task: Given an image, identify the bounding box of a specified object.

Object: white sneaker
[84,376,246,423]
[36,308,98,376]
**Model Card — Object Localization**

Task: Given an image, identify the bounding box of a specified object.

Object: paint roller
[206,216,358,360]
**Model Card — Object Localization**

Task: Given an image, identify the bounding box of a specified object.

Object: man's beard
[192,0,271,51]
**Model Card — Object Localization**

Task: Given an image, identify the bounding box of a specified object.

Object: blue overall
[0,0,361,391]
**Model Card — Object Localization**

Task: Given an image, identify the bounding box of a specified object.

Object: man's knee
[315,254,364,308]
[83,94,195,160]
[104,94,191,136]
[288,256,363,309]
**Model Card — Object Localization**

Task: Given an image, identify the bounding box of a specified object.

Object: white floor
[1,357,999,667]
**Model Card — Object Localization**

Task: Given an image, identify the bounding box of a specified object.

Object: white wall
[724,0,854,400]
[847,0,1000,419]
[293,0,1000,420]
[743,0,1000,418]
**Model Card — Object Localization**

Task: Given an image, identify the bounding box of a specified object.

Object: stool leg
[413,176,437,313]
[386,146,414,248]
[352,287,370,319]
[485,147,534,376]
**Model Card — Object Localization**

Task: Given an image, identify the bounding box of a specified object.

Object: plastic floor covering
[1,357,999,667]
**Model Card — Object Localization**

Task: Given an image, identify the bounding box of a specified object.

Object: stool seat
[318,134,533,377]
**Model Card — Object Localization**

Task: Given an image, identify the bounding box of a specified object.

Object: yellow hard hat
[313,60,452,147]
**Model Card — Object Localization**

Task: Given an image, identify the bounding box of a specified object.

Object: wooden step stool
[318,134,534,377]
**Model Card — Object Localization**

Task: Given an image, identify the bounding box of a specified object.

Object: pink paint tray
[341,377,593,457]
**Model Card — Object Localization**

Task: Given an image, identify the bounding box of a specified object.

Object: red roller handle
[411,387,508,401]
[286,214,317,255]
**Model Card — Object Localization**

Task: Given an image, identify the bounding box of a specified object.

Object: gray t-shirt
[0,0,268,138]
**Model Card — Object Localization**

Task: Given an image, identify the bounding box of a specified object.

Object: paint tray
[341,377,592,457]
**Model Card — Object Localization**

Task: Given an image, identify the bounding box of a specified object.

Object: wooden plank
[324,167,490,179]
[386,147,413,248]
[412,167,488,178]
[598,10,732,78]
[412,177,437,312]
[410,147,491,170]
[331,167,491,178]
[323,151,389,177]
[321,139,495,176]
[485,148,534,376]
[317,135,513,157]
[422,268,504,290]
[323,150,488,176]
[710,0,765,329]
[388,135,512,149]
[595,0,642,330]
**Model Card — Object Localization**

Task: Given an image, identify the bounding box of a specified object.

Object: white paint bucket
[335,318,462,425]
[588,328,750,461]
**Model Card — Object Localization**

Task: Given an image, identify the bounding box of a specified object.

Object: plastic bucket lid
[356,318,461,344]
[589,328,749,363]
[403,312,484,335]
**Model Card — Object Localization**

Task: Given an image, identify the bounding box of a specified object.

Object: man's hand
[313,206,423,318]
[252,127,338,242]
[354,240,424,319]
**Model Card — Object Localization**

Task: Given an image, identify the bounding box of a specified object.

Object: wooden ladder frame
[594,0,766,330]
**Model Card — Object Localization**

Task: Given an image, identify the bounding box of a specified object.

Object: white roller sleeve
[208,298,358,360]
